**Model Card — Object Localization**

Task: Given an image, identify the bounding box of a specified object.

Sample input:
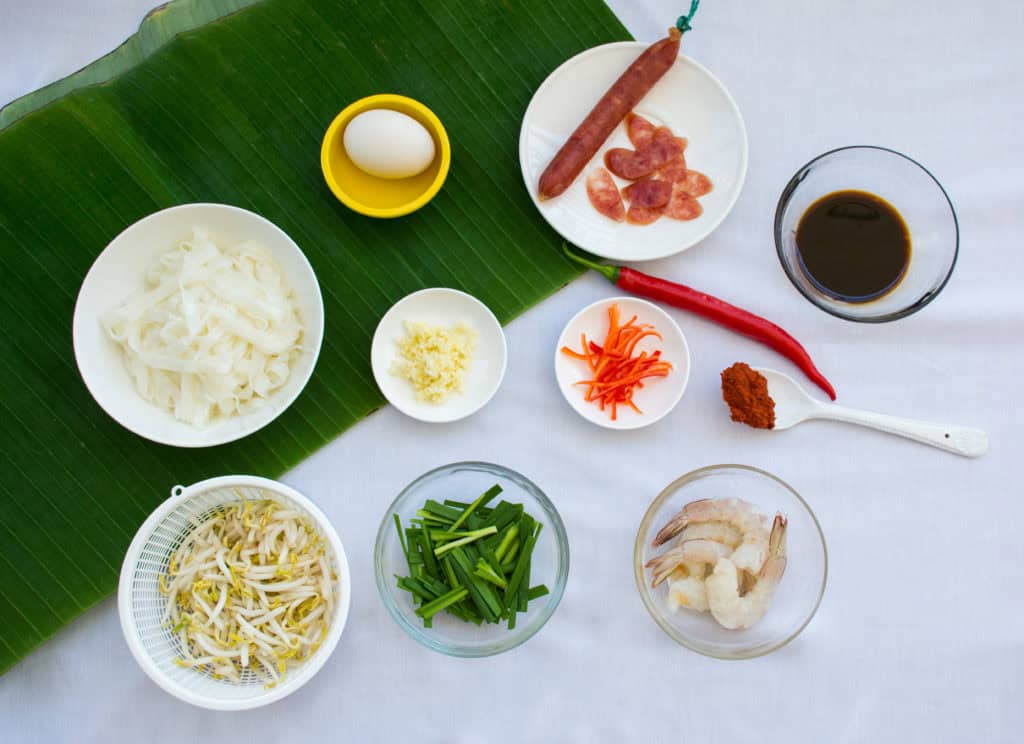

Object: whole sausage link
[538,27,682,201]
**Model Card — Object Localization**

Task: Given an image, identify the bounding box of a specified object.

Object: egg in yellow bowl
[320,94,451,219]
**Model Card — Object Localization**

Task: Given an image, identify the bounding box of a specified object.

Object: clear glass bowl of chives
[374,461,570,657]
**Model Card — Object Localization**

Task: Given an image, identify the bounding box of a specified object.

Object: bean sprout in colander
[159,491,336,686]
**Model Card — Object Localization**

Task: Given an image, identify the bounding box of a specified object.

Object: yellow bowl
[321,94,451,219]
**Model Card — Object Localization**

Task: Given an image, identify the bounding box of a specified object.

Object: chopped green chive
[415,586,470,620]
[392,484,548,629]
[527,584,550,601]
[494,524,520,563]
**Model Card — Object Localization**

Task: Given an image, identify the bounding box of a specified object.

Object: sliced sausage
[586,168,625,222]
[625,112,656,149]
[626,204,665,225]
[656,154,688,182]
[605,148,657,180]
[622,179,672,209]
[606,128,685,182]
[676,169,713,197]
[663,184,704,220]
[643,127,685,171]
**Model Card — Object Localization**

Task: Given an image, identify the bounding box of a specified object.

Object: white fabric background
[1,1,1021,741]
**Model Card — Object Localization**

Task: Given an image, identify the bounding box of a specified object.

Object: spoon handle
[817,405,989,457]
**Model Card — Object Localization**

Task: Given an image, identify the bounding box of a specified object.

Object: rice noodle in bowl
[103,227,303,427]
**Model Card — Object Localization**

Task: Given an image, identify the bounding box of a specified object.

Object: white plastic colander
[118,475,350,710]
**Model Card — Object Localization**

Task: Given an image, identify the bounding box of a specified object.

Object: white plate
[555,297,690,429]
[73,203,324,448]
[520,42,748,262]
[370,288,507,423]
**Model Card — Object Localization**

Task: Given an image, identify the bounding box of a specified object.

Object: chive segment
[433,526,497,557]
[449,484,502,532]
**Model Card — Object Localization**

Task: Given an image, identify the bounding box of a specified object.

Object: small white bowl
[118,475,351,710]
[370,288,507,422]
[554,296,689,429]
[520,43,748,262]
[73,203,324,448]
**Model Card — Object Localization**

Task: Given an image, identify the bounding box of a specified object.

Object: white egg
[343,109,436,179]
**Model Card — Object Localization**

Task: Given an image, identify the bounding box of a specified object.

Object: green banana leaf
[0,0,630,673]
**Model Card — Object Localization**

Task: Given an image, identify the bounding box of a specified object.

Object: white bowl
[370,288,507,423]
[117,475,351,710]
[73,203,324,447]
[554,297,690,429]
[519,43,748,262]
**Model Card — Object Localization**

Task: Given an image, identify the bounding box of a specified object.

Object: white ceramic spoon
[755,367,989,458]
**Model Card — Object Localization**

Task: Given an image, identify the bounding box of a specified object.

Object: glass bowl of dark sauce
[775,146,958,322]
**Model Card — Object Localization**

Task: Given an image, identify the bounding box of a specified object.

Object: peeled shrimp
[705,514,787,630]
[666,563,709,612]
[679,521,742,549]
[649,521,742,610]
[645,539,731,588]
[653,498,771,573]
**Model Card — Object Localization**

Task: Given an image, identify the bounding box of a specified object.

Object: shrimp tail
[650,502,703,546]
[645,546,689,587]
[646,539,731,587]
[760,513,788,583]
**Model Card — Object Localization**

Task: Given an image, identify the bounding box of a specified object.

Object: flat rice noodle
[102,227,302,427]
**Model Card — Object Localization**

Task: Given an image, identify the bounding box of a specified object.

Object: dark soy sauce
[795,190,911,303]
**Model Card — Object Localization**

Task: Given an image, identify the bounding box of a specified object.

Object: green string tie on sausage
[676,0,700,35]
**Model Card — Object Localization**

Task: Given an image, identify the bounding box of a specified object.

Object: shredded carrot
[561,303,673,421]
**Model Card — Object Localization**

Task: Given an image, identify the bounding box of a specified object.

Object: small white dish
[370,288,507,423]
[519,42,748,262]
[554,296,689,429]
[72,203,324,448]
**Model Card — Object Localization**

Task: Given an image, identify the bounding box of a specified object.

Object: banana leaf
[0,0,630,673]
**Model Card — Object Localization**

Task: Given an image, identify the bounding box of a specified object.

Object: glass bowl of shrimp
[633,464,827,659]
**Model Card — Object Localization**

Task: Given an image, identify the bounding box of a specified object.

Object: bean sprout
[161,490,336,687]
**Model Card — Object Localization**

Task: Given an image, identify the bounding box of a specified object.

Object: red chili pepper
[562,244,836,400]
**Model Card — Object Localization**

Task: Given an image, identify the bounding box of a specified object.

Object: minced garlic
[391,321,477,403]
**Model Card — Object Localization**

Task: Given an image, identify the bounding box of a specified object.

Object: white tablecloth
[1,1,1021,741]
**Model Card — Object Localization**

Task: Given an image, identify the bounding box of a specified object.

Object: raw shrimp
[705,514,787,630]
[652,498,771,573]
[666,563,709,612]
[645,538,731,587]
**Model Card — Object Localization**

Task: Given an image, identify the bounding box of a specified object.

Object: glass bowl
[375,461,569,657]
[634,465,827,659]
[774,146,958,322]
